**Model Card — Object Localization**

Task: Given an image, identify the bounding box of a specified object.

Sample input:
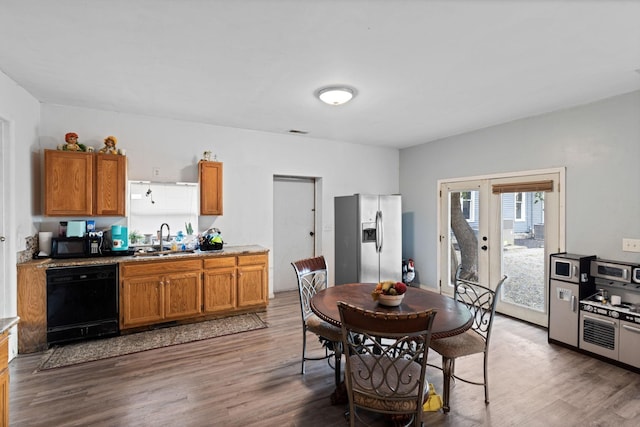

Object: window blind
[491,180,554,194]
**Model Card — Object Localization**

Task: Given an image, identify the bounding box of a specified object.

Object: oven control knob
[610,311,619,319]
[584,305,593,312]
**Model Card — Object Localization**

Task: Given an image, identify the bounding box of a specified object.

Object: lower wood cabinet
[120,259,203,329]
[1,331,9,427]
[17,248,269,352]
[203,256,237,313]
[237,254,268,308]
[120,252,268,330]
[203,253,268,313]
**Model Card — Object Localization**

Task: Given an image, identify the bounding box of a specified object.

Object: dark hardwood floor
[9,290,640,426]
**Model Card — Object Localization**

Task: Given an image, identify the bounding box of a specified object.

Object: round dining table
[310,283,473,339]
[310,282,474,406]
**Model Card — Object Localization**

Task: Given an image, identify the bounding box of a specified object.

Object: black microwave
[51,237,92,258]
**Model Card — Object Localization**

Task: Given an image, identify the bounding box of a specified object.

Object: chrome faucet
[159,223,170,250]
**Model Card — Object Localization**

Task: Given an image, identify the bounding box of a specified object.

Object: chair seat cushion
[348,354,426,412]
[430,329,485,358]
[306,313,342,342]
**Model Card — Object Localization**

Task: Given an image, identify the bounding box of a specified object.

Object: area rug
[37,312,267,371]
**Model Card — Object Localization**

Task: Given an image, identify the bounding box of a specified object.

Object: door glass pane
[449,190,479,284]
[500,192,545,312]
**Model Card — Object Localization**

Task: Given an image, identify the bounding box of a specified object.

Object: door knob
[309,231,314,236]
[481,245,488,251]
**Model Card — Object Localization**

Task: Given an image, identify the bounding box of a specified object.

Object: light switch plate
[622,238,640,252]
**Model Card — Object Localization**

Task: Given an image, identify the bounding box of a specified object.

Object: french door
[438,169,564,326]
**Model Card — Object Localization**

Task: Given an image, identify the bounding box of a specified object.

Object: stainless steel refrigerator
[334,194,402,285]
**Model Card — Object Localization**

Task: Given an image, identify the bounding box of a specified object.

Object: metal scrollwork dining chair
[429,266,507,413]
[292,256,343,387]
[338,301,437,427]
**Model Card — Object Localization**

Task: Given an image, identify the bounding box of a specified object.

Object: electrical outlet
[622,238,640,253]
[153,167,160,177]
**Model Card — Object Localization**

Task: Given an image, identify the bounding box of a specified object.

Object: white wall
[39,104,400,294]
[400,91,640,288]
[0,69,41,358]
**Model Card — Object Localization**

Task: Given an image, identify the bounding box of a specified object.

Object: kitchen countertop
[19,245,269,268]
[0,317,19,334]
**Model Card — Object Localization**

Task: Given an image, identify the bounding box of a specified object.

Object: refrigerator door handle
[376,210,383,253]
[571,295,577,312]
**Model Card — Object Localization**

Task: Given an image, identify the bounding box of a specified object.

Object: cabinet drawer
[122,259,202,277]
[237,254,268,266]
[203,256,236,269]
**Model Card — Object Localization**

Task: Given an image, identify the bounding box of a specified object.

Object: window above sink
[128,181,198,245]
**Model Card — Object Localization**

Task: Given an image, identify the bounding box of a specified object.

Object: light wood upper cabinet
[94,153,127,216]
[44,149,127,216]
[199,161,223,215]
[44,150,94,216]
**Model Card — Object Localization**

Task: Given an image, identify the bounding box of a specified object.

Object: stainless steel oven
[579,310,618,359]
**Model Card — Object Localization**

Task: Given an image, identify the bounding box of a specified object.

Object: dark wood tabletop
[310,283,473,339]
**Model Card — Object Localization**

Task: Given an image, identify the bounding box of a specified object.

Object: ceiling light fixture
[317,86,355,106]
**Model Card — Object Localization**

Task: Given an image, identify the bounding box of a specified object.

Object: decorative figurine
[61,132,87,151]
[203,151,212,161]
[99,135,119,154]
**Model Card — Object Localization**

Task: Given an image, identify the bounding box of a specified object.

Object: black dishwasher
[46,264,119,346]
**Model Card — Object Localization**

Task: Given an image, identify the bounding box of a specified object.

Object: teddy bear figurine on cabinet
[60,132,87,152]
[99,135,119,154]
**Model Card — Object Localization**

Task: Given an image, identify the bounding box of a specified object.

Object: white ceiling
[1,1,639,149]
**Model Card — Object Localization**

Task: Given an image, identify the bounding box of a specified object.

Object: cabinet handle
[622,324,640,334]
[584,314,617,327]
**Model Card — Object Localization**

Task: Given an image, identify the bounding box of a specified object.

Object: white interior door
[0,119,6,318]
[273,176,316,292]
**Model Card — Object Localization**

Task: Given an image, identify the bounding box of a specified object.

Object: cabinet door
[619,320,640,369]
[199,161,223,215]
[44,150,94,216]
[237,264,267,308]
[95,154,126,216]
[121,276,164,328]
[0,333,8,427]
[203,267,237,312]
[164,272,203,320]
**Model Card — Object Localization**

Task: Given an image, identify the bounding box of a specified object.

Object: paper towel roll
[38,231,53,257]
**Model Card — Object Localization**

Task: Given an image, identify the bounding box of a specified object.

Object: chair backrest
[454,266,507,347]
[338,301,437,410]
[292,256,329,322]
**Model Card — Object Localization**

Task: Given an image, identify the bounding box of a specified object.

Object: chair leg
[483,351,489,404]
[301,327,307,374]
[442,356,454,413]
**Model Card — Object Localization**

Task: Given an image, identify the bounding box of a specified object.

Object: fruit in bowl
[372,280,408,301]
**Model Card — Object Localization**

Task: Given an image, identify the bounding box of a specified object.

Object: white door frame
[438,168,565,325]
[272,175,319,293]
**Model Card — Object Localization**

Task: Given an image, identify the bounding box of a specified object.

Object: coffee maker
[111,225,129,251]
